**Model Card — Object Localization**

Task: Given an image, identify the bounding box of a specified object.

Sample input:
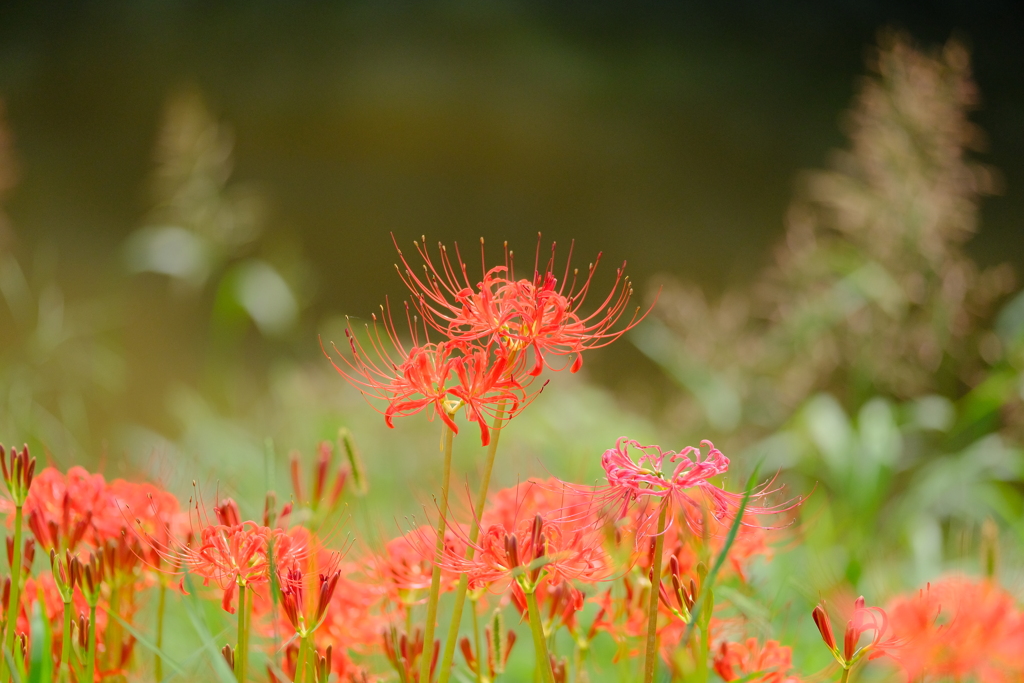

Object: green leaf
[109,612,187,680]
[180,573,238,683]
[681,462,761,648]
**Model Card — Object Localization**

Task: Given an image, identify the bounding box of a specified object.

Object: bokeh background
[1,3,1024,678]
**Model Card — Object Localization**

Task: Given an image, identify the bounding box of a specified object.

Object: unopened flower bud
[844,619,858,661]
[812,604,837,651]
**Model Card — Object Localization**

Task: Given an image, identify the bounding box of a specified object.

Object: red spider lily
[326,310,534,446]
[441,513,609,594]
[480,478,605,536]
[812,597,902,669]
[176,521,306,613]
[713,639,803,683]
[99,479,182,560]
[598,438,801,537]
[886,578,1024,682]
[394,235,646,377]
[446,343,527,445]
[21,466,106,552]
[16,466,181,558]
[364,525,465,607]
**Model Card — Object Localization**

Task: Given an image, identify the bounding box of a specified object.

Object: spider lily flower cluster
[327,235,644,445]
[3,238,1023,683]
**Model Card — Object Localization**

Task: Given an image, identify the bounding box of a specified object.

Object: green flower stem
[643,503,669,683]
[87,604,98,683]
[295,634,311,683]
[418,425,456,683]
[840,667,851,683]
[470,598,483,683]
[236,583,251,683]
[59,600,73,682]
[105,581,123,669]
[525,588,556,683]
[697,619,711,683]
[1,505,23,683]
[438,402,507,683]
[155,581,167,681]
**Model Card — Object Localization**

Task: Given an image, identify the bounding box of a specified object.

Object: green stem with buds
[525,588,556,683]
[643,503,669,683]
[419,424,456,683]
[438,402,507,683]
[1,505,23,683]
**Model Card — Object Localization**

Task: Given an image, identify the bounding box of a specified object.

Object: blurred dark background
[0,0,1021,450]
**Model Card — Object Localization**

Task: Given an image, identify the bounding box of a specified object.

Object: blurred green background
[1,4,1024,678]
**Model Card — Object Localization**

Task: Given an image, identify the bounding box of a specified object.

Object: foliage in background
[636,32,1024,597]
[0,105,125,459]
[0,29,1023,683]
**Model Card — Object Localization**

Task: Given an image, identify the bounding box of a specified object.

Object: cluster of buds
[5,535,35,581]
[510,515,548,593]
[459,610,517,683]
[1,444,35,507]
[268,644,335,683]
[383,627,439,683]
[289,437,352,521]
[512,580,584,637]
[50,549,79,603]
[657,556,702,624]
[279,565,342,637]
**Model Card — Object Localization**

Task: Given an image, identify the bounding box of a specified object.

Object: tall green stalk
[437,403,506,683]
[1,505,24,683]
[524,588,555,683]
[155,581,167,681]
[418,425,456,683]
[295,635,311,683]
[59,600,73,682]
[643,503,669,683]
[470,598,483,683]
[105,581,123,670]
[86,604,98,683]
[236,583,251,683]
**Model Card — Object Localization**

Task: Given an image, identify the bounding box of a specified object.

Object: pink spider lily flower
[598,438,801,538]
[393,235,648,377]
